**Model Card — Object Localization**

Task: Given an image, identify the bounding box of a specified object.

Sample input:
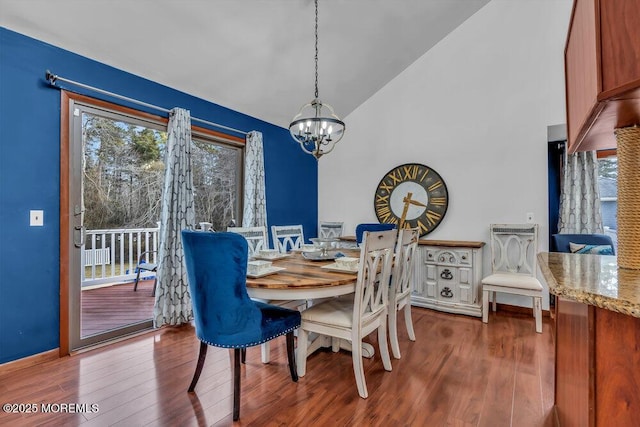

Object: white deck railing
[83,226,159,287]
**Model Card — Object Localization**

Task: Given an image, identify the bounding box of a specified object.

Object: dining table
[245,248,377,358]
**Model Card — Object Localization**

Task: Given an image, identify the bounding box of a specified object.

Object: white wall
[319,0,573,309]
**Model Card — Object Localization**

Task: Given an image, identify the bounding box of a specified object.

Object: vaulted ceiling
[0,0,490,128]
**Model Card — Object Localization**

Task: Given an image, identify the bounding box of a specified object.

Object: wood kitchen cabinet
[539,253,640,427]
[564,0,640,152]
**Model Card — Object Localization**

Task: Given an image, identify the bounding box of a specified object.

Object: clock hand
[404,197,427,208]
[400,192,427,228]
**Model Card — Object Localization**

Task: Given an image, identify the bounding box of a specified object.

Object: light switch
[30,210,44,226]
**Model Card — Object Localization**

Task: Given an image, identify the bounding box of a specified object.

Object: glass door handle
[74,225,86,248]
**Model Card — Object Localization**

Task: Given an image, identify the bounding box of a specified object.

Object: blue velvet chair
[551,233,615,255]
[181,230,301,421]
[355,223,397,245]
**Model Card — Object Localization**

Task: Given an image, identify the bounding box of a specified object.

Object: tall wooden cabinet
[564,0,640,152]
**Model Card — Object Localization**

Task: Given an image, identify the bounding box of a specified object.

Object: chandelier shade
[289,0,345,160]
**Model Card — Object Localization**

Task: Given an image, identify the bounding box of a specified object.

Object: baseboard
[495,302,552,318]
[0,348,60,376]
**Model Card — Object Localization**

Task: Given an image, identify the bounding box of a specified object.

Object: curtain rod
[45,70,249,136]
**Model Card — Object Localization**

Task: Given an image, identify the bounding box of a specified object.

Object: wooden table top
[246,251,360,290]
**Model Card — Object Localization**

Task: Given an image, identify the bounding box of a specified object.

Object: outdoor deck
[81,279,155,337]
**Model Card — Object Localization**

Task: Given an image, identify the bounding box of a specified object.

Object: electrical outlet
[30,210,44,226]
[526,212,534,223]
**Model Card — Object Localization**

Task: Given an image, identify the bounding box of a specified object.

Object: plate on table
[321,263,359,274]
[290,246,319,253]
[302,251,338,261]
[253,253,291,261]
[246,266,286,278]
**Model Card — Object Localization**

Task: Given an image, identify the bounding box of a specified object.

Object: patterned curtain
[154,108,196,327]
[242,131,267,227]
[558,151,604,234]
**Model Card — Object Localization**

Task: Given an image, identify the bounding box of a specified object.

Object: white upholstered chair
[319,221,344,239]
[271,224,305,253]
[389,227,419,359]
[481,224,543,333]
[227,226,269,258]
[296,229,396,399]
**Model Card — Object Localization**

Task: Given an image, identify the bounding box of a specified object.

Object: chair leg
[260,342,270,364]
[151,276,158,297]
[331,337,340,352]
[188,341,208,392]
[133,269,142,292]
[482,289,489,324]
[378,318,392,372]
[492,291,497,312]
[285,332,298,382]
[233,349,241,421]
[389,304,401,359]
[534,297,543,333]
[296,328,309,377]
[351,336,368,399]
[241,348,246,364]
[404,304,416,341]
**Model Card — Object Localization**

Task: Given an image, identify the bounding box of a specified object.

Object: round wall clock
[374,163,449,236]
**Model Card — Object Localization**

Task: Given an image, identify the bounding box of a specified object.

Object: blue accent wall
[0,27,318,364]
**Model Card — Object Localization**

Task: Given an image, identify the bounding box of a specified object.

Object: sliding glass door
[67,99,167,350]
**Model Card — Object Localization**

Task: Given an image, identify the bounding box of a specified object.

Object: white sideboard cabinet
[411,240,485,317]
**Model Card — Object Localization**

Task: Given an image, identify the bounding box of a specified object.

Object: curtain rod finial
[45,70,57,84]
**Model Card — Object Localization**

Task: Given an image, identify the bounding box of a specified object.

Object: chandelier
[289,0,345,159]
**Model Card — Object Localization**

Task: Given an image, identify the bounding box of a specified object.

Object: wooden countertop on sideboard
[340,236,484,249]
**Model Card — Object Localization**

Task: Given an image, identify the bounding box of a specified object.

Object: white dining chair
[227,226,269,258]
[319,221,344,239]
[229,225,306,363]
[481,224,543,333]
[389,227,419,359]
[271,224,305,253]
[296,229,396,399]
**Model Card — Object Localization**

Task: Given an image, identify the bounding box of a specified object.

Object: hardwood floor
[0,307,555,426]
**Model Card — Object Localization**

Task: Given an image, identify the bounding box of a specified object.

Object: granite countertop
[538,252,640,318]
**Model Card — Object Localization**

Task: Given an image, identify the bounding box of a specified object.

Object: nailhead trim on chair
[197,325,299,349]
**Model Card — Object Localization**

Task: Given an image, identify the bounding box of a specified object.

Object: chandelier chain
[288,0,344,159]
[314,0,319,99]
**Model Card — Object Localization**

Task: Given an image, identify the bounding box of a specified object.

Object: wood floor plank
[0,307,555,427]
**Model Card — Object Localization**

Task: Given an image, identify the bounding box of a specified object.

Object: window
[191,134,243,231]
[82,111,167,229]
[81,108,243,232]
[597,151,617,251]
